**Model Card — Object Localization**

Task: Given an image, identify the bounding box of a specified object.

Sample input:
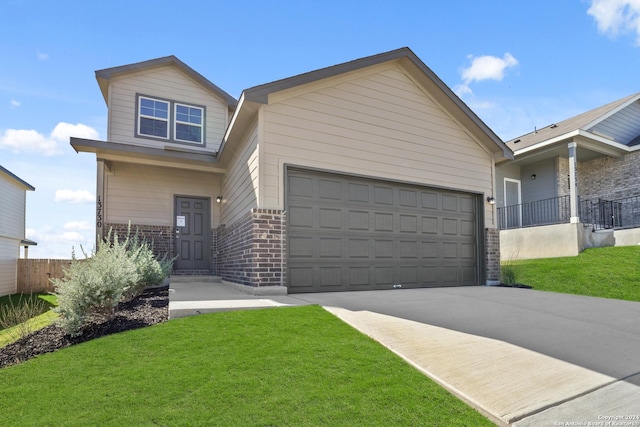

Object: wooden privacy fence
[17,259,74,293]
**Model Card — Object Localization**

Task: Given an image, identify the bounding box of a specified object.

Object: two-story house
[72,47,512,294]
[0,165,35,297]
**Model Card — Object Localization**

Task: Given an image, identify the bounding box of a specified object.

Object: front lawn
[506,246,640,301]
[0,305,491,426]
[0,293,58,347]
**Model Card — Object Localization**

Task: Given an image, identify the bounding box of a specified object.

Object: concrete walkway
[169,278,640,426]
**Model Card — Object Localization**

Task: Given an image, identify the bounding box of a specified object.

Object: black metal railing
[581,196,640,231]
[497,195,571,230]
[498,195,640,231]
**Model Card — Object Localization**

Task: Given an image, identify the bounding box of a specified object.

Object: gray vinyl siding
[0,172,27,296]
[520,158,557,203]
[0,176,26,240]
[107,65,228,152]
[0,237,18,296]
[220,121,260,226]
[104,163,219,227]
[0,171,27,296]
[589,100,640,145]
[260,64,495,227]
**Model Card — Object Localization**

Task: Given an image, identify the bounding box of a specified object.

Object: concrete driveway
[170,280,640,425]
[290,287,640,426]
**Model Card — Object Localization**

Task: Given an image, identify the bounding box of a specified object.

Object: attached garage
[79,47,512,294]
[286,168,483,293]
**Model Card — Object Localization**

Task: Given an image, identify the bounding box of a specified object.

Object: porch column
[568,141,579,223]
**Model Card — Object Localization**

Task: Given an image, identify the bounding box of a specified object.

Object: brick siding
[215,209,286,288]
[578,151,640,200]
[485,227,500,283]
[104,223,174,260]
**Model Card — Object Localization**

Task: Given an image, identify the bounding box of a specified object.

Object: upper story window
[137,95,205,145]
[139,97,169,139]
[175,104,203,143]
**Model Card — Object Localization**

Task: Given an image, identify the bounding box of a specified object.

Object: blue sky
[1,0,640,258]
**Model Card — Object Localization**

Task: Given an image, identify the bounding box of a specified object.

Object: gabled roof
[507,92,640,152]
[95,55,237,108]
[221,47,512,162]
[0,164,35,191]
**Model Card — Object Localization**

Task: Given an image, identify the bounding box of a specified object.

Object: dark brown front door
[174,196,211,271]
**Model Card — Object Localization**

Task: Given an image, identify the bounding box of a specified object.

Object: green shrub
[0,295,48,340]
[124,231,173,299]
[52,225,173,337]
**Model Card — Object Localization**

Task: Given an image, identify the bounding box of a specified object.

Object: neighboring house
[72,47,512,293]
[496,92,640,259]
[0,165,35,297]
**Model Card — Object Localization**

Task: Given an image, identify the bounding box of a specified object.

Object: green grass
[0,305,491,426]
[507,246,640,301]
[0,293,58,347]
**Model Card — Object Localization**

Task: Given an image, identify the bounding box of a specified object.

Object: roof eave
[95,55,238,108]
[70,137,223,168]
[237,47,510,160]
[582,92,640,130]
[0,165,35,191]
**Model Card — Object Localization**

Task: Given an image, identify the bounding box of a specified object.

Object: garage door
[286,168,480,293]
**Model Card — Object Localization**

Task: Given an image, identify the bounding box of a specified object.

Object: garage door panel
[422,216,439,234]
[348,239,370,258]
[348,210,369,230]
[399,240,418,258]
[421,192,439,209]
[319,237,342,258]
[375,266,394,285]
[374,213,394,231]
[289,206,314,227]
[289,236,314,258]
[320,267,342,288]
[289,176,313,197]
[287,169,479,292]
[319,208,342,228]
[348,183,369,202]
[319,178,342,200]
[374,186,394,205]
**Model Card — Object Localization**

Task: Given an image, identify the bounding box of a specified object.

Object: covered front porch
[496,133,640,259]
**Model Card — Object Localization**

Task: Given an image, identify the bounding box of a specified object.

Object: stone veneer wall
[556,157,571,197]
[578,151,640,200]
[216,209,286,288]
[104,223,174,260]
[485,227,501,284]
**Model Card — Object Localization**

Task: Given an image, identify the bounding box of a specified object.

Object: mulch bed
[0,286,169,370]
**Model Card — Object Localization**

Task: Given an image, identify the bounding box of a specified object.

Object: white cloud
[63,221,94,231]
[54,189,96,204]
[0,122,98,156]
[588,0,640,44]
[26,227,94,259]
[10,99,20,108]
[455,53,519,96]
[37,49,49,60]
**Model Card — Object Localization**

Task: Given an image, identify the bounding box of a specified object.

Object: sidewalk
[169,278,640,426]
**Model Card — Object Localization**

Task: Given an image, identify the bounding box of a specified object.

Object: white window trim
[138,96,170,140]
[173,103,204,144]
[504,178,522,227]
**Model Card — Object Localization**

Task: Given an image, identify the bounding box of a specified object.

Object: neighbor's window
[174,103,203,143]
[138,97,169,139]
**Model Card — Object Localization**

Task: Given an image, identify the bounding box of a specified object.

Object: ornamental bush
[52,226,173,337]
